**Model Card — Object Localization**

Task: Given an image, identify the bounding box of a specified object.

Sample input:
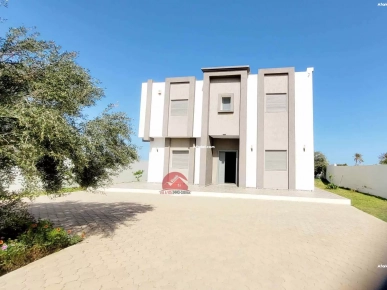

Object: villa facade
[138,65,314,190]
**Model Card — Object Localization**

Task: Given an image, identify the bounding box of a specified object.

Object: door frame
[218,150,238,185]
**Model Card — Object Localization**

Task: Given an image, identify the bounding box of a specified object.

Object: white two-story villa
[138,65,314,190]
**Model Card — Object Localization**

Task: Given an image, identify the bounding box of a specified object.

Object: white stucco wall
[149,82,165,137]
[9,161,149,191]
[194,138,201,184]
[327,165,387,199]
[193,81,203,138]
[147,138,165,182]
[110,161,149,183]
[295,68,314,190]
[138,82,147,138]
[8,168,26,191]
[246,74,258,188]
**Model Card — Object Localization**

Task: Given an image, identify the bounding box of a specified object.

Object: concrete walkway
[0,190,386,290]
[105,182,351,205]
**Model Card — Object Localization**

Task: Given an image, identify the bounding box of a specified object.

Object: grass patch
[0,219,84,276]
[315,178,387,222]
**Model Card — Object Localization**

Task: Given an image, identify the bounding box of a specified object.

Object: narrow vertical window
[266,94,287,112]
[170,100,188,116]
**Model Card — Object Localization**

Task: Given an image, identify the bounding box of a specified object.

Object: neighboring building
[138,65,314,190]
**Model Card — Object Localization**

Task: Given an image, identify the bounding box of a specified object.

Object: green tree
[0,27,138,195]
[379,152,387,165]
[314,151,328,178]
[353,153,364,166]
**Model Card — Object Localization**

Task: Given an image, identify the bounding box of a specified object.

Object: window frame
[218,93,234,113]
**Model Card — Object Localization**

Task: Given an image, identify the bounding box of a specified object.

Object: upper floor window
[170,99,188,116]
[218,93,234,113]
[266,93,287,113]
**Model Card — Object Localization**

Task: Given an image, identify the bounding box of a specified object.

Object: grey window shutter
[265,150,287,171]
[171,100,188,116]
[266,94,287,112]
[172,150,189,169]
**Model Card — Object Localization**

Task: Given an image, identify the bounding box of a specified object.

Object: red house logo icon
[161,172,190,194]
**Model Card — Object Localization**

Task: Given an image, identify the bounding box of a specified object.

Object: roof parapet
[201,65,250,73]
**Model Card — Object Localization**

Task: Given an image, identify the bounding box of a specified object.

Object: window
[218,93,234,112]
[265,150,287,171]
[266,94,287,112]
[222,97,231,110]
[171,100,188,116]
[172,150,189,169]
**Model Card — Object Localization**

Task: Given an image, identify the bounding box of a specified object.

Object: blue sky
[1,0,386,165]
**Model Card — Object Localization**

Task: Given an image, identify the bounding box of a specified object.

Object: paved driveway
[1,191,386,290]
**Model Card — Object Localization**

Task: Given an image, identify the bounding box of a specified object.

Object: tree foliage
[314,151,328,177]
[0,27,138,196]
[353,153,363,166]
[379,153,387,165]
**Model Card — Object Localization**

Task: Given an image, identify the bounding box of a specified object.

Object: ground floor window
[172,150,189,169]
[265,150,287,171]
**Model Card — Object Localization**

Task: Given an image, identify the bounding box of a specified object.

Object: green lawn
[315,178,387,223]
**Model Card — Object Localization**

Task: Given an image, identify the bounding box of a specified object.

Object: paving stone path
[0,191,386,290]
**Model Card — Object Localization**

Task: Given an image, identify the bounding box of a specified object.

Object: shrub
[0,219,82,275]
[133,170,144,182]
[18,220,81,249]
[326,183,338,190]
[0,190,35,240]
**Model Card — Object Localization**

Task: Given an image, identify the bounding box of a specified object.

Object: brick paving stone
[61,280,82,290]
[80,277,103,289]
[44,277,63,287]
[44,284,64,290]
[0,190,385,289]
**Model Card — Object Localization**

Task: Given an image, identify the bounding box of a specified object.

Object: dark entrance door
[224,151,237,183]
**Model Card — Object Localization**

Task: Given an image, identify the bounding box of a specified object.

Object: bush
[0,191,35,240]
[0,219,83,275]
[133,170,144,182]
[326,183,338,189]
[1,187,84,275]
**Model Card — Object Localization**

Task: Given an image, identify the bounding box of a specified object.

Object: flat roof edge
[201,65,250,73]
